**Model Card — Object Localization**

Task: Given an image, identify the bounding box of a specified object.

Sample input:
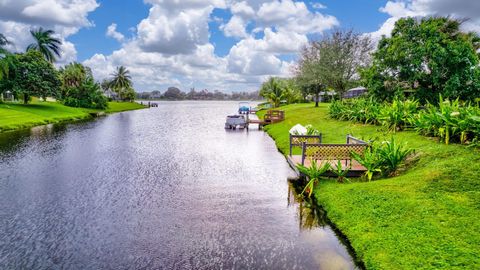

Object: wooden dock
[247,110,284,129]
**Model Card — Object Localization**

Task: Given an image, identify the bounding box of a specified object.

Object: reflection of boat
[225,115,247,130]
[238,101,250,114]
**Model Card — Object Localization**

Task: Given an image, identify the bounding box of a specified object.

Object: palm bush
[330,160,350,183]
[296,161,331,197]
[351,147,382,181]
[376,138,414,176]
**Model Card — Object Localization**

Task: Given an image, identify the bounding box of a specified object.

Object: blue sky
[0,0,478,92]
[70,0,389,61]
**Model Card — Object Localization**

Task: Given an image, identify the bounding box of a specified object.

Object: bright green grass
[0,101,146,132]
[259,103,480,269]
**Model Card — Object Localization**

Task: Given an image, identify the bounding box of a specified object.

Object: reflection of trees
[288,181,328,230]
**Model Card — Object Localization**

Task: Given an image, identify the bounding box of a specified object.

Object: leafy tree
[59,62,107,109]
[295,29,373,101]
[163,87,184,100]
[4,50,60,103]
[27,28,62,63]
[362,17,480,103]
[260,77,285,107]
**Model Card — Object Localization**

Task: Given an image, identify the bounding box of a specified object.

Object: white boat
[225,115,247,129]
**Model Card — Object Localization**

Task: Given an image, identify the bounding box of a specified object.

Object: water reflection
[0,101,359,269]
[288,181,363,270]
[288,183,327,230]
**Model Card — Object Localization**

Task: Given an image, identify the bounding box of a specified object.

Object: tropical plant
[109,66,134,101]
[0,33,11,81]
[376,138,414,176]
[296,161,331,197]
[304,124,320,135]
[378,98,418,132]
[27,28,62,63]
[260,77,285,108]
[330,160,350,183]
[60,62,107,109]
[351,147,381,181]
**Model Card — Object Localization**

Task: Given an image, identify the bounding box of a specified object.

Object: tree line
[137,87,261,101]
[0,28,136,109]
[259,16,480,107]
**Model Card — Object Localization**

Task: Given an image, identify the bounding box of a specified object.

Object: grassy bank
[0,101,146,132]
[259,103,480,269]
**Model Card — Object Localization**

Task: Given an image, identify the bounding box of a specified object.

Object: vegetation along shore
[255,17,480,269]
[0,28,146,133]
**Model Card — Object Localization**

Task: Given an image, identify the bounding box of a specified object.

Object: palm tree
[0,33,12,80]
[27,27,62,63]
[109,66,132,90]
[260,77,285,108]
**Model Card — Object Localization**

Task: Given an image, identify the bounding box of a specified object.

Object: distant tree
[281,78,302,104]
[260,77,285,107]
[110,66,135,101]
[163,87,185,100]
[362,17,480,102]
[27,28,62,63]
[7,50,60,103]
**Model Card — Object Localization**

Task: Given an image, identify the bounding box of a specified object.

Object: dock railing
[289,134,323,156]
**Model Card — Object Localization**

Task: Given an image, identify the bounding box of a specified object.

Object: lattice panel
[291,136,321,146]
[305,145,367,160]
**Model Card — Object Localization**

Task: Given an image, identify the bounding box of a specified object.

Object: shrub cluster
[330,97,480,145]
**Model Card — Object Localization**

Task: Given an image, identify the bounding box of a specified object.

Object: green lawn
[259,103,480,269]
[0,101,146,132]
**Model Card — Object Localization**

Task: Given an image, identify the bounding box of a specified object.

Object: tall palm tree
[0,33,12,80]
[27,27,62,63]
[109,66,132,91]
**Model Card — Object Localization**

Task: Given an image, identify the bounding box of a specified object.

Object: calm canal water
[0,101,357,269]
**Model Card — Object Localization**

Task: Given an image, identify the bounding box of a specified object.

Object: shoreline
[257,103,480,269]
[0,101,147,133]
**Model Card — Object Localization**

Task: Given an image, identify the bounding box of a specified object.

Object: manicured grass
[259,103,480,269]
[104,101,146,113]
[0,101,146,132]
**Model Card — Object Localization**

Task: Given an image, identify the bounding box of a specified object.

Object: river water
[0,101,357,269]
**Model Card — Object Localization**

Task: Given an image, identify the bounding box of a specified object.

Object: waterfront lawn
[0,101,146,132]
[104,101,146,113]
[259,103,480,269]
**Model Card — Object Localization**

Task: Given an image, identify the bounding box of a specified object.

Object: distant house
[344,87,367,99]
